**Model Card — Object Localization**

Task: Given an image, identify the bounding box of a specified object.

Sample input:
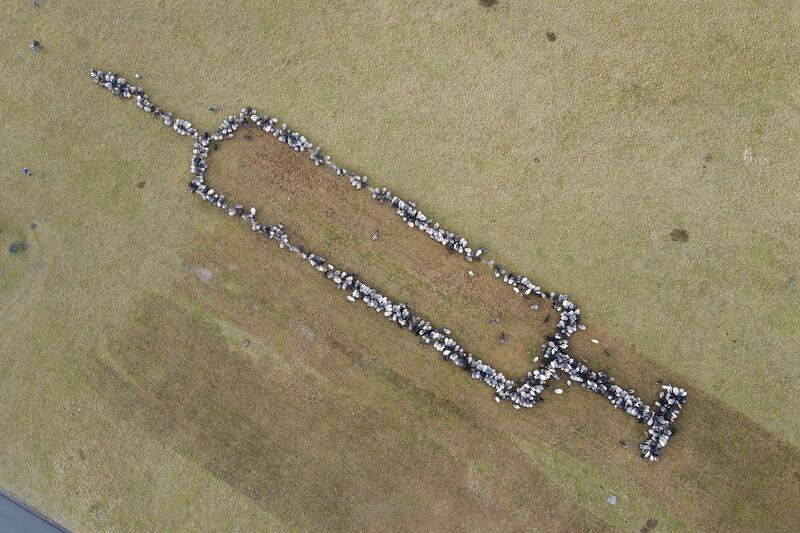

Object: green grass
[0,1,798,531]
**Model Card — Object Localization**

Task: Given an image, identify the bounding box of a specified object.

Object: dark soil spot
[546,31,557,42]
[646,518,658,528]
[640,528,649,533]
[533,157,541,164]
[136,181,146,189]
[479,0,498,8]
[670,228,689,242]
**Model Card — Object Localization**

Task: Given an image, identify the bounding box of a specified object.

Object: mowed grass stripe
[90,290,606,531]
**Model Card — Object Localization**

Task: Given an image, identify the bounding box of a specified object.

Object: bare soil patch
[211,127,556,379]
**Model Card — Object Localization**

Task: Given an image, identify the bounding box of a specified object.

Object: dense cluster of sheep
[372,188,480,259]
[90,68,687,461]
[90,69,198,137]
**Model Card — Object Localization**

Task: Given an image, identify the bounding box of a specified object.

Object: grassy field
[1,0,799,531]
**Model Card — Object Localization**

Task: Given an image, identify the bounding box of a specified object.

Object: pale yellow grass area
[0,1,798,531]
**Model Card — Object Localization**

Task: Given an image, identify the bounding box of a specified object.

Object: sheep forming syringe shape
[90,69,688,461]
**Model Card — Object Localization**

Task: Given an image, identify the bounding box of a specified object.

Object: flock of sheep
[90,68,687,461]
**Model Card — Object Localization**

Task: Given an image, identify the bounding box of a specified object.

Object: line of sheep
[89,69,687,461]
